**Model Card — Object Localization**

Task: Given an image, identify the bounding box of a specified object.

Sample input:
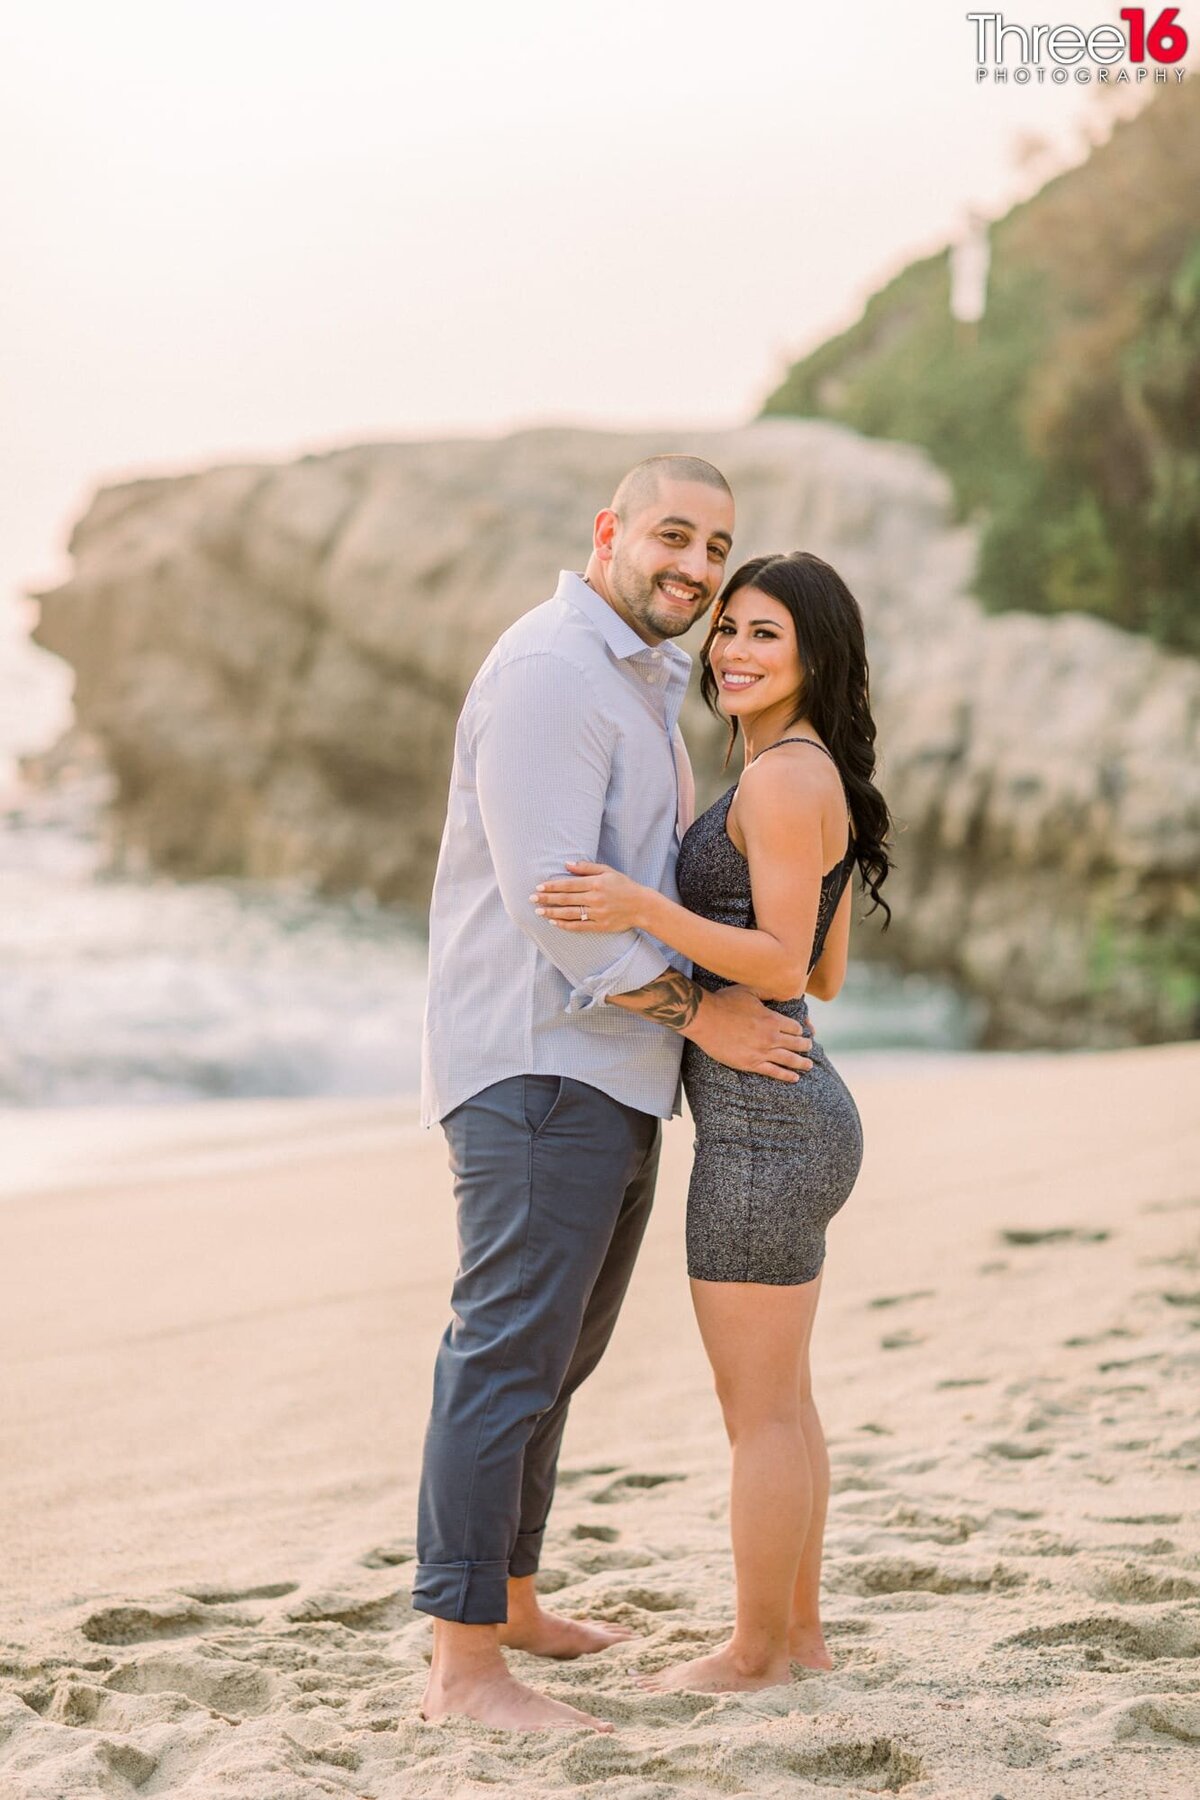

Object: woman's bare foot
[499,1609,635,1659]
[638,1643,792,1694]
[788,1623,834,1670]
[421,1663,612,1731]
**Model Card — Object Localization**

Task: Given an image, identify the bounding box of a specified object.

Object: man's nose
[675,541,710,586]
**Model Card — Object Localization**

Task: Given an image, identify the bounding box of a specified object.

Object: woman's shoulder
[740,739,836,805]
[729,744,827,841]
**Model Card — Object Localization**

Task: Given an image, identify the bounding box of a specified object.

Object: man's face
[603,480,734,643]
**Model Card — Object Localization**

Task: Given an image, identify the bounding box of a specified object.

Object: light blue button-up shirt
[420,570,694,1127]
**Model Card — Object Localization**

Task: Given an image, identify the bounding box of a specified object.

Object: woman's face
[707,586,804,721]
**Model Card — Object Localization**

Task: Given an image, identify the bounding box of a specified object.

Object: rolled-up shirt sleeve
[473,651,672,1012]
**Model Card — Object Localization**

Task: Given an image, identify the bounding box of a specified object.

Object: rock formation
[31,421,1200,1048]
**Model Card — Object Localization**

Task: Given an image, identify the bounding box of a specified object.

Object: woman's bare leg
[642,1274,823,1693]
[785,1269,834,1667]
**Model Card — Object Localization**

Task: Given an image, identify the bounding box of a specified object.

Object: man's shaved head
[586,454,735,645]
[611,455,733,525]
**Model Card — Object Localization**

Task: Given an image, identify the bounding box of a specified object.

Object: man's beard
[611,554,707,640]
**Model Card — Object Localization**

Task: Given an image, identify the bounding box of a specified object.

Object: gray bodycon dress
[677,737,864,1285]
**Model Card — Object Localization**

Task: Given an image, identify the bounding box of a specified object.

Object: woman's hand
[531,861,649,932]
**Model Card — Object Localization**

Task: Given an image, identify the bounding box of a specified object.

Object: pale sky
[1,0,1133,615]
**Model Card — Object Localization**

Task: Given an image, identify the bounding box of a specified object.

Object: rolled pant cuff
[509,1526,546,1580]
[411,1559,511,1624]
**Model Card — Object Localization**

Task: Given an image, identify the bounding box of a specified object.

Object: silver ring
[580,905,588,922]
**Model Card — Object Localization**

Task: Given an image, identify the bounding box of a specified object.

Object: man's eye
[708,545,728,561]
[662,532,685,544]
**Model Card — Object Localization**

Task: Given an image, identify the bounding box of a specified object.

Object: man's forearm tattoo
[612,970,703,1031]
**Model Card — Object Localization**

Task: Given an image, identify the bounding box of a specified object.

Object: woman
[532,550,894,1694]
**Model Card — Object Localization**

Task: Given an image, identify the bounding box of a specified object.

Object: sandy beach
[1,1042,1198,1798]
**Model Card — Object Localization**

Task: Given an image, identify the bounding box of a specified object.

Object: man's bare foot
[788,1623,834,1670]
[499,1608,635,1660]
[422,1664,612,1731]
[638,1643,792,1694]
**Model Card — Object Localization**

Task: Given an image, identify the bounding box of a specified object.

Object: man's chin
[647,607,702,640]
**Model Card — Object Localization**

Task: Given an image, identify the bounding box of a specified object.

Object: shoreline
[0,1042,1108,1203]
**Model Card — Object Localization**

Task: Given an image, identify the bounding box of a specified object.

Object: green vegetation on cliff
[762,85,1200,654]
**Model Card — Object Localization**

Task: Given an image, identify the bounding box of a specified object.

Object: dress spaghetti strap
[752,735,834,764]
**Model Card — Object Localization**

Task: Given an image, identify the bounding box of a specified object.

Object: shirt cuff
[563,935,682,1014]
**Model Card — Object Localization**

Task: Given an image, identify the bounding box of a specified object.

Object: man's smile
[658,578,703,606]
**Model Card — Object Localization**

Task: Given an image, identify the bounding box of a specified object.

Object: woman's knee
[712,1371,803,1440]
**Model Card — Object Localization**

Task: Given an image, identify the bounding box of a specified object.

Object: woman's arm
[534,753,831,1000]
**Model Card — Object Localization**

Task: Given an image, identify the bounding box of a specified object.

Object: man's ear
[593,507,618,562]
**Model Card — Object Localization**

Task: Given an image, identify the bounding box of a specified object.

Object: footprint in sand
[986,1440,1051,1461]
[999,1527,1078,1558]
[1004,1611,1200,1661]
[1089,1512,1182,1526]
[612,1586,689,1613]
[589,1472,686,1505]
[556,1463,619,1486]
[738,1736,925,1791]
[1000,1227,1111,1246]
[1086,1562,1200,1604]
[358,1544,414,1569]
[571,1522,620,1542]
[80,1598,255,1645]
[874,1504,984,1545]
[94,1741,160,1788]
[831,1470,887,1494]
[103,1651,276,1717]
[867,1290,936,1309]
[1104,1694,1200,1744]
[571,1547,655,1575]
[180,1581,298,1602]
[284,1586,413,1630]
[837,1556,1024,1597]
[879,1329,926,1351]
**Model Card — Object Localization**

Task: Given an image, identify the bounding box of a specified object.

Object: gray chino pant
[413,1073,661,1624]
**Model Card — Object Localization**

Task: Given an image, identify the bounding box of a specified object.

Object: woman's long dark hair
[700,550,894,927]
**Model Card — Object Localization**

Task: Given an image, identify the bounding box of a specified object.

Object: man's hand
[608,972,810,1081]
[683,983,811,1081]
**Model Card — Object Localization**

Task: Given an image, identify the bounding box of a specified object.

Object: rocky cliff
[32,420,1200,1048]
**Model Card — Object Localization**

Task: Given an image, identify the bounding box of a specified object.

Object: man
[416,454,812,1730]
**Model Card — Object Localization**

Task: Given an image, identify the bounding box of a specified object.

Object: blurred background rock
[4,54,1197,1103]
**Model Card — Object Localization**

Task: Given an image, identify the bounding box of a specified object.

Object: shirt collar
[555,570,691,668]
